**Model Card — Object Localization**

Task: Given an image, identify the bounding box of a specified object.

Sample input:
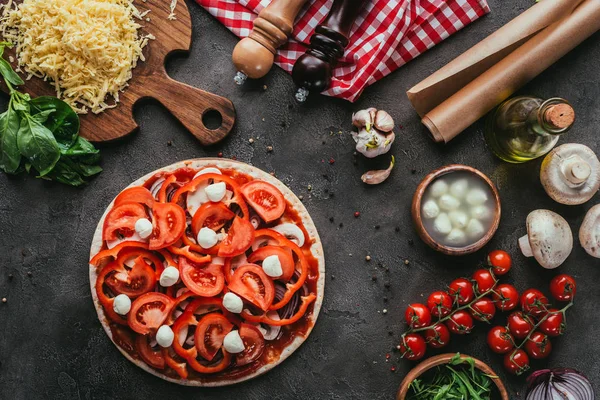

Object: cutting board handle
[149,75,236,146]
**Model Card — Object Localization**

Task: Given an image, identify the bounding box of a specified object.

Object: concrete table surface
[1,0,599,398]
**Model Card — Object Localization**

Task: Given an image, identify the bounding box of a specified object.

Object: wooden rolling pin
[291,0,368,102]
[232,0,309,84]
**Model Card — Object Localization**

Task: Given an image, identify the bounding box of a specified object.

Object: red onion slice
[149,178,165,199]
[526,369,594,400]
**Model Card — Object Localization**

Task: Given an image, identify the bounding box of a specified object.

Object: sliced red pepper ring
[158,175,177,203]
[181,233,220,256]
[187,349,232,374]
[247,245,295,282]
[135,334,166,370]
[171,173,249,220]
[95,262,129,326]
[168,245,212,265]
[162,348,188,379]
[191,202,235,236]
[90,241,149,267]
[165,290,196,325]
[241,294,316,326]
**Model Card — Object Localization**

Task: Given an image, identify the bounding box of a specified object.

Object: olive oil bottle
[485,97,574,163]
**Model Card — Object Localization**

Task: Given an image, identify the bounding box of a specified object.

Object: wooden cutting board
[0,0,235,145]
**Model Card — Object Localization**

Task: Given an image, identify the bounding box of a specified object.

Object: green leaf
[30,96,79,148]
[45,159,86,186]
[16,113,60,176]
[0,102,22,173]
[0,58,23,86]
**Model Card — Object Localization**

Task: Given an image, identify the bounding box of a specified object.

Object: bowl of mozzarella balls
[411,164,501,256]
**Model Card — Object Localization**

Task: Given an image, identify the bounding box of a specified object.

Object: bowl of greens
[397,353,508,400]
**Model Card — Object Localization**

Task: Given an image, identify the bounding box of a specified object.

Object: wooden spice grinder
[291,0,368,101]
[232,0,309,84]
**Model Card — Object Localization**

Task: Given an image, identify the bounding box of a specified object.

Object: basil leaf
[0,104,22,173]
[0,58,23,86]
[30,96,79,149]
[62,136,100,164]
[16,113,60,176]
[46,159,86,186]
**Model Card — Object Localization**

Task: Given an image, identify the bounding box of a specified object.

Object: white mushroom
[579,204,600,258]
[438,194,460,211]
[518,209,573,269]
[271,223,306,247]
[540,144,600,205]
[422,200,440,219]
[429,179,448,198]
[449,179,469,199]
[433,213,452,235]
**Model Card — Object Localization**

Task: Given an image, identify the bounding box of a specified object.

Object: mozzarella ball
[156,325,175,348]
[422,200,440,219]
[466,188,488,206]
[262,255,283,278]
[134,218,153,239]
[449,179,469,199]
[205,182,226,202]
[223,292,244,314]
[113,294,131,315]
[159,266,180,287]
[223,330,245,354]
[448,210,468,229]
[466,219,485,240]
[429,179,448,197]
[438,194,460,211]
[471,205,492,220]
[433,213,452,235]
[197,227,218,249]
[446,228,467,246]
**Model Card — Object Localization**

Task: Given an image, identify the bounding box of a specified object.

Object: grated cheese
[0,0,154,114]
[168,0,177,20]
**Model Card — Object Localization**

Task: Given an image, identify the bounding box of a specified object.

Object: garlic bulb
[352,128,395,158]
[352,108,376,132]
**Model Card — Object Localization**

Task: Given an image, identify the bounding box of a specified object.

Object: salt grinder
[291,0,368,101]
[232,0,309,85]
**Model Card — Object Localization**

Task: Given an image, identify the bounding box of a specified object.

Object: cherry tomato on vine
[520,289,550,318]
[424,324,451,349]
[507,311,534,339]
[525,331,552,359]
[427,291,453,317]
[470,297,496,322]
[404,304,432,329]
[491,284,519,311]
[504,349,530,376]
[549,274,576,302]
[488,250,512,276]
[399,334,427,361]
[472,269,497,294]
[446,311,474,335]
[539,309,565,337]
[487,326,514,354]
[448,278,475,305]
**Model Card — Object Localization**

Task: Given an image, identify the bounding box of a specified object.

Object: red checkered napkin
[197,0,490,102]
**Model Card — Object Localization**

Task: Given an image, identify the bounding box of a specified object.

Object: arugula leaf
[0,100,22,173]
[16,113,61,176]
[30,96,79,149]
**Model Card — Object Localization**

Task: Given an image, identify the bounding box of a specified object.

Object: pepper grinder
[291,0,368,102]
[232,0,309,85]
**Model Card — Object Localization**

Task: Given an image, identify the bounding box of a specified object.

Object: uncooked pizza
[89,159,325,386]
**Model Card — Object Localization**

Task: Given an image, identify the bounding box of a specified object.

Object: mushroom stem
[519,235,533,257]
[561,155,592,185]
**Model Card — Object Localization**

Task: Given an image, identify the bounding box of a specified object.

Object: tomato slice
[228,264,275,311]
[135,334,166,369]
[104,256,156,298]
[248,245,295,282]
[241,180,286,223]
[218,216,255,257]
[103,203,147,241]
[95,262,128,325]
[235,324,265,367]
[149,202,186,250]
[195,313,234,361]
[128,292,174,334]
[191,202,235,236]
[179,257,225,297]
[114,186,155,208]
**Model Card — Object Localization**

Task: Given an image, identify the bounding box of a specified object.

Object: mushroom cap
[525,209,573,269]
[579,204,600,258]
[540,144,600,205]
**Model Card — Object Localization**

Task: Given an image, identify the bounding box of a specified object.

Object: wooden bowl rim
[411,164,501,256]
[396,353,509,400]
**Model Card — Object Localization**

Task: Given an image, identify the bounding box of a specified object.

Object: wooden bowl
[411,164,501,256]
[396,353,509,400]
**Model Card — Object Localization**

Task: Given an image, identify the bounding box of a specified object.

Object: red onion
[526,368,594,400]
[149,177,165,199]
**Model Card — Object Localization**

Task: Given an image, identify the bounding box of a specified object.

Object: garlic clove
[352,109,374,132]
[374,110,394,133]
[361,156,395,185]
